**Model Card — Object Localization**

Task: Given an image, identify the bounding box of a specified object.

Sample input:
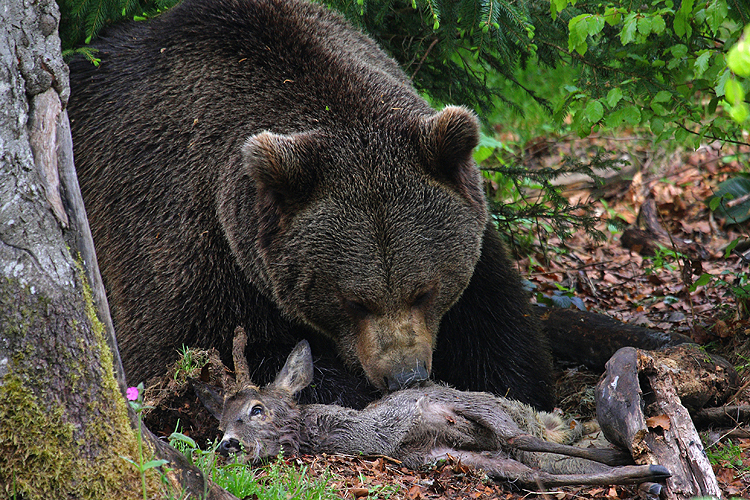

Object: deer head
[216,329,313,461]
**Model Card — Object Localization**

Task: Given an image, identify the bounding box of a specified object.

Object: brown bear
[67,0,554,410]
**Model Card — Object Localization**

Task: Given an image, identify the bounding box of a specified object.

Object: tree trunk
[0,1,236,498]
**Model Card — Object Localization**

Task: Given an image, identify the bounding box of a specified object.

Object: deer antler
[232,326,251,390]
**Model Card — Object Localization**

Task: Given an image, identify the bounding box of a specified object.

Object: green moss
[0,373,76,496]
[0,273,162,499]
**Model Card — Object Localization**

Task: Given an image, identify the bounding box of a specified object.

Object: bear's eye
[250,405,264,417]
[342,299,371,318]
[412,289,434,308]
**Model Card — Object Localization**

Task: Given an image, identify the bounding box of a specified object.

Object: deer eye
[250,405,264,417]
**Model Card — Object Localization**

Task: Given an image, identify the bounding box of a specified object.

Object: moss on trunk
[0,278,162,500]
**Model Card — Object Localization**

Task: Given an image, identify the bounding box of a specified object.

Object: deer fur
[205,330,669,489]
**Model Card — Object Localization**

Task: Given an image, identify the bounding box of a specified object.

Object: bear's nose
[385,361,429,392]
[218,437,241,456]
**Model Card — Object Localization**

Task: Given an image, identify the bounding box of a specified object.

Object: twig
[410,38,438,81]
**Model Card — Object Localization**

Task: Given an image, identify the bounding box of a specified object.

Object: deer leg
[509,434,633,466]
[429,449,669,489]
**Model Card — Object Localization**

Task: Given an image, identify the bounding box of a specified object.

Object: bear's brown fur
[68,0,554,409]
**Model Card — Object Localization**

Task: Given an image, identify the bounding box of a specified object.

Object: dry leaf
[646,414,671,431]
[406,484,422,499]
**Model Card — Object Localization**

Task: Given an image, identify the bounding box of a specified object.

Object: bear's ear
[420,106,484,209]
[242,130,320,212]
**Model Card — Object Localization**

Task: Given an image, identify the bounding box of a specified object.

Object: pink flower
[126,386,139,401]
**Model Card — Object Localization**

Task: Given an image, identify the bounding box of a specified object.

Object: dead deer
[203,330,669,489]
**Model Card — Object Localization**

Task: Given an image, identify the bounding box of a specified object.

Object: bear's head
[218,106,487,393]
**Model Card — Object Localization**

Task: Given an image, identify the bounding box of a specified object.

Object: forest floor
[145,130,750,499]
[293,131,750,500]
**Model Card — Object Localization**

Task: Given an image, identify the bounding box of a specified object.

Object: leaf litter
[142,131,750,499]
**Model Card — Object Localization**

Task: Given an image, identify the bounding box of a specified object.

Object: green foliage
[550,0,749,143]
[535,282,586,310]
[644,246,684,275]
[707,175,750,223]
[169,433,340,499]
[173,345,209,381]
[724,24,750,122]
[323,0,750,149]
[322,0,560,117]
[706,439,749,473]
[58,0,180,50]
[480,139,618,242]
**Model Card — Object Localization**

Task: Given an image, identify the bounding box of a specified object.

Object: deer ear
[420,106,485,212]
[271,340,314,396]
[191,379,225,422]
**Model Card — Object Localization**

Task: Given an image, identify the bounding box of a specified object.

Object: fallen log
[596,345,727,500]
[620,197,709,260]
[693,405,750,428]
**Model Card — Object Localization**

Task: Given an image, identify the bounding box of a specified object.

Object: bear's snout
[354,309,434,392]
[385,361,429,392]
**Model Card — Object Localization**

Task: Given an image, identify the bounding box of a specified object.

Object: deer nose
[218,437,241,456]
[385,361,429,392]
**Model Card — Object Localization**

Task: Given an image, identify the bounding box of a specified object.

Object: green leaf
[653,90,671,103]
[586,15,605,37]
[673,14,686,38]
[694,51,711,77]
[725,238,741,258]
[142,459,169,470]
[650,102,668,116]
[694,273,713,287]
[169,432,197,449]
[606,87,623,108]
[584,100,604,123]
[670,44,688,58]
[708,96,720,115]
[709,196,722,211]
[650,15,666,34]
[650,117,665,134]
[679,0,695,17]
[551,0,569,20]
[715,68,731,97]
[674,127,690,145]
[709,176,750,223]
[725,78,745,106]
[604,7,621,26]
[474,147,493,163]
[637,16,652,37]
[729,102,750,123]
[620,13,638,45]
[674,0,694,39]
[621,106,641,125]
[705,0,728,35]
[727,38,750,77]
[568,15,590,55]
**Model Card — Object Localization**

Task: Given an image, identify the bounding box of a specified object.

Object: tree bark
[596,347,723,500]
[0,1,236,498]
